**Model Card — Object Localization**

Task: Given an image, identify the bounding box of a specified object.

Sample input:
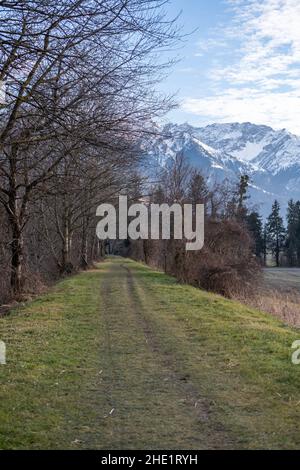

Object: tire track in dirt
[121,262,232,449]
[99,262,125,448]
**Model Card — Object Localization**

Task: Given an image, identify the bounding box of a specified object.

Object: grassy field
[256,268,300,326]
[1,258,300,449]
[264,268,300,292]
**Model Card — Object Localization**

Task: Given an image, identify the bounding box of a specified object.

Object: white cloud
[183,90,300,132]
[184,0,300,133]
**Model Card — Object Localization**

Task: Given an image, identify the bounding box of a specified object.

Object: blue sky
[161,0,300,134]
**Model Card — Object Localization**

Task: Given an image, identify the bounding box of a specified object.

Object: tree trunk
[276,237,280,267]
[61,213,73,273]
[7,176,26,297]
[10,221,24,296]
[80,233,88,269]
[80,217,89,269]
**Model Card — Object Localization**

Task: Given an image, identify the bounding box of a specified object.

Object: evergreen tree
[226,174,250,220]
[296,209,300,266]
[246,211,264,259]
[238,175,250,209]
[266,200,286,267]
[236,174,250,220]
[263,224,268,266]
[262,224,268,266]
[286,200,300,266]
[187,170,209,207]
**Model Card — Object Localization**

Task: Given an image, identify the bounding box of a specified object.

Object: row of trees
[128,156,261,298]
[257,199,300,267]
[0,1,293,306]
[0,0,181,303]
[128,162,300,297]
[227,177,300,268]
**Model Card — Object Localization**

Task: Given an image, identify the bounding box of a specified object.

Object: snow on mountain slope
[144,122,254,179]
[196,122,300,175]
[195,122,276,162]
[252,129,300,174]
[143,122,300,217]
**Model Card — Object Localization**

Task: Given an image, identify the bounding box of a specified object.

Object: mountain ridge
[144,121,300,217]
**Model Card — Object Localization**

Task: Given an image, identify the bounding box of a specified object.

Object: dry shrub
[130,218,261,299]
[182,219,261,298]
[129,215,300,326]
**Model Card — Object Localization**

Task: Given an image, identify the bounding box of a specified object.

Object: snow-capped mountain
[197,122,300,174]
[144,122,252,178]
[144,122,300,217]
[196,122,276,163]
[252,129,300,173]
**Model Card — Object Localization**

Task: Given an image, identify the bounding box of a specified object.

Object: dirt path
[97,259,231,449]
[2,258,300,449]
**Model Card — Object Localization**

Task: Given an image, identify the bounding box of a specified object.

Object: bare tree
[0,0,180,297]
